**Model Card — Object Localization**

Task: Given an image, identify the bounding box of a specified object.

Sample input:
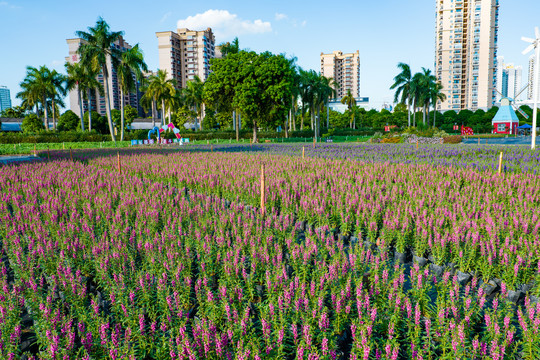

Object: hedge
[0,128,377,144]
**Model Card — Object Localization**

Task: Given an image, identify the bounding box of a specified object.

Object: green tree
[21,114,45,133]
[0,106,25,118]
[17,66,55,129]
[57,110,80,131]
[76,17,123,141]
[117,44,148,140]
[429,81,446,127]
[218,37,240,57]
[82,111,107,134]
[172,106,196,129]
[65,61,88,131]
[341,89,357,128]
[183,75,204,130]
[390,62,413,127]
[142,70,176,127]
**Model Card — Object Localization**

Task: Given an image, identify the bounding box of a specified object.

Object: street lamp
[523,27,540,150]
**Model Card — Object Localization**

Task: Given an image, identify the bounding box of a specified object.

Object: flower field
[1,145,540,359]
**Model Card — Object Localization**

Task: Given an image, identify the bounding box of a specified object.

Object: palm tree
[48,70,67,130]
[341,89,357,128]
[17,66,52,129]
[76,17,123,141]
[390,63,413,127]
[429,81,446,127]
[183,75,204,130]
[411,73,424,127]
[116,44,148,140]
[319,75,337,130]
[65,62,87,131]
[417,68,437,126]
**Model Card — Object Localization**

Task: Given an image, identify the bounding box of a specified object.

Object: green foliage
[82,111,108,134]
[202,111,220,130]
[21,114,45,133]
[0,106,26,118]
[172,106,197,129]
[57,110,80,131]
[205,51,295,141]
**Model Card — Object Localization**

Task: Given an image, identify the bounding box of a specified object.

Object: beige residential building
[66,36,141,119]
[320,51,360,99]
[435,0,499,111]
[156,27,217,89]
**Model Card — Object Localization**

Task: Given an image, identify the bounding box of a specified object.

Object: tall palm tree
[76,17,123,141]
[17,66,52,129]
[411,73,425,127]
[417,68,437,126]
[183,75,204,130]
[65,61,87,130]
[390,63,413,127]
[48,70,67,130]
[429,81,446,127]
[117,44,148,140]
[341,89,357,128]
[319,75,337,130]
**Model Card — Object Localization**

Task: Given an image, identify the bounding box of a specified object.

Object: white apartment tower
[66,36,140,119]
[528,55,540,101]
[320,51,360,99]
[156,28,217,89]
[435,0,499,111]
[496,57,523,101]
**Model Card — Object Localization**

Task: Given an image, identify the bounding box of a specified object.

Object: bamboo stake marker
[47,147,50,160]
[34,144,37,156]
[70,148,73,161]
[498,151,503,175]
[260,163,265,215]
[211,144,213,152]
[302,146,305,159]
[117,152,121,173]
[63,142,65,150]
[416,140,419,149]
[313,137,315,148]
[478,137,480,145]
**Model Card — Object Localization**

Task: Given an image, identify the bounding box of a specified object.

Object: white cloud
[0,1,21,9]
[177,10,272,39]
[301,20,307,27]
[275,13,287,21]
[160,11,172,23]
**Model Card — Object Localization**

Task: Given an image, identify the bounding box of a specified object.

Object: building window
[497,123,506,132]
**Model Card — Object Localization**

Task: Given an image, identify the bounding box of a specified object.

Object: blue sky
[1,0,539,110]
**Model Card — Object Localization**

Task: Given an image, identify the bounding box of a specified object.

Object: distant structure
[320,50,360,99]
[496,57,523,101]
[65,36,142,118]
[156,27,217,89]
[0,86,11,113]
[435,0,499,111]
[528,54,540,101]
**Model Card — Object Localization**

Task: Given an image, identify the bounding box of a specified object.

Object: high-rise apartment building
[65,36,141,119]
[156,27,217,89]
[528,55,540,101]
[435,0,499,111]
[320,51,360,99]
[496,57,523,100]
[0,86,11,113]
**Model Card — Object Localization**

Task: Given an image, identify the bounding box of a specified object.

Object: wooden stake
[47,147,50,160]
[34,144,37,156]
[478,137,480,145]
[416,140,419,149]
[211,144,213,152]
[302,146,305,159]
[70,148,73,161]
[63,142,65,150]
[117,152,121,173]
[313,137,315,148]
[260,163,265,215]
[498,151,503,175]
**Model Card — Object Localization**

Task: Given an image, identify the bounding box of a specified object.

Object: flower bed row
[1,157,540,359]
